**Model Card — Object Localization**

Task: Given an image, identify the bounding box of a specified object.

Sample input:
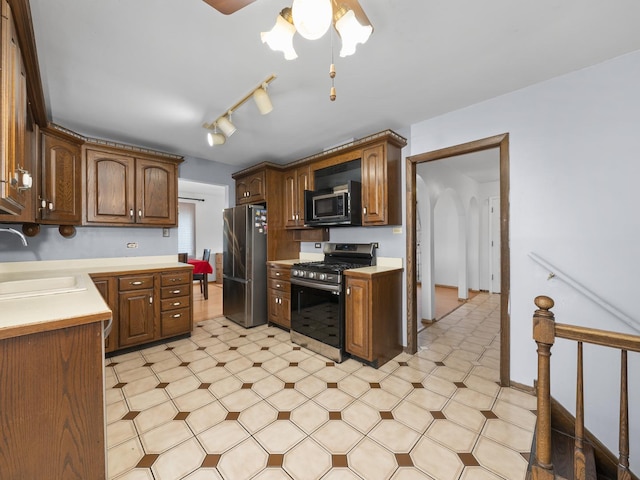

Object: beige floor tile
[295,374,329,397]
[298,355,328,373]
[112,469,155,480]
[251,469,291,480]
[474,436,528,479]
[353,366,389,383]
[107,437,145,478]
[369,419,421,452]
[492,399,537,431]
[107,400,129,424]
[238,401,279,433]
[218,388,262,411]
[255,420,306,453]
[235,365,272,383]
[391,468,435,479]
[252,375,286,398]
[337,375,370,398]
[313,420,364,454]
[149,356,182,374]
[451,388,495,410]
[314,366,351,383]
[208,375,243,397]
[182,469,223,480]
[442,399,487,433]
[266,388,308,411]
[323,468,364,479]
[156,365,193,383]
[127,388,170,411]
[133,400,178,433]
[482,418,534,451]
[392,400,434,434]
[458,466,504,480]
[198,420,250,453]
[283,438,332,480]
[165,375,201,398]
[290,400,330,434]
[195,365,232,383]
[404,388,449,411]
[410,437,464,480]
[218,438,269,479]
[498,387,537,410]
[118,366,155,384]
[348,438,398,480]
[185,401,229,434]
[425,419,478,452]
[151,438,205,480]
[314,388,356,411]
[274,365,311,383]
[140,420,193,453]
[107,420,138,448]
[359,388,402,411]
[223,356,254,373]
[173,388,216,411]
[342,399,382,434]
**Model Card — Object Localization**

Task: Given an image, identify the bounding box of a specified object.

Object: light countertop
[0,255,190,341]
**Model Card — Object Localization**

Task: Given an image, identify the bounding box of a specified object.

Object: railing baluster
[618,350,631,480]
[574,341,586,480]
[532,296,556,480]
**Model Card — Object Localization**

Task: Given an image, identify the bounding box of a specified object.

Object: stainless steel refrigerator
[222,205,268,328]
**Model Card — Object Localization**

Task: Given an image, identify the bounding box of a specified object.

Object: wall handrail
[529,252,640,334]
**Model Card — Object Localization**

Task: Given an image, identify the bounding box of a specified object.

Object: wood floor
[192,282,222,323]
[419,285,480,326]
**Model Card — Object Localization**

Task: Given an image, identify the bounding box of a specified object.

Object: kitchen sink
[0,275,87,300]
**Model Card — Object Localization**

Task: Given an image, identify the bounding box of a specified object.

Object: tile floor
[105,292,537,479]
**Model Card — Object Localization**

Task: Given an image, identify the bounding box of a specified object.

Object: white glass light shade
[217,116,237,137]
[335,9,372,57]
[252,87,273,115]
[261,13,298,60]
[292,0,332,40]
[207,131,225,146]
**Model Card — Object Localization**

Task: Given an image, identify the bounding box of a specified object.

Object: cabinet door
[118,289,155,347]
[0,3,27,215]
[86,149,136,224]
[92,276,118,353]
[345,276,371,360]
[361,144,387,225]
[136,158,177,225]
[236,170,265,205]
[284,165,311,228]
[40,132,82,224]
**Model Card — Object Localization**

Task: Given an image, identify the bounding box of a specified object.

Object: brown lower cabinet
[0,321,106,479]
[91,266,192,353]
[267,262,291,329]
[345,268,403,367]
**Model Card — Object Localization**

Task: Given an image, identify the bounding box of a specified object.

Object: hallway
[105,287,536,479]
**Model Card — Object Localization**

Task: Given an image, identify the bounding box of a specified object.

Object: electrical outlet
[373,243,379,248]
[392,227,403,234]
[162,228,170,237]
[127,242,138,248]
[314,243,322,248]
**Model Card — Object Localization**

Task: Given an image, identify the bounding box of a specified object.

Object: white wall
[409,49,640,471]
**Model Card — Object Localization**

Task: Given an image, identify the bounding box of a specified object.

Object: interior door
[489,196,501,293]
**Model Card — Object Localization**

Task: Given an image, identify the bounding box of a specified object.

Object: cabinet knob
[48,202,54,211]
[346,287,351,295]
[41,199,47,209]
[138,209,142,218]
[363,207,367,215]
[276,284,281,288]
[130,209,134,218]
[275,272,280,276]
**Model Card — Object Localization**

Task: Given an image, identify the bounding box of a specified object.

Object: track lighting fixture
[203,74,276,146]
[261,0,373,60]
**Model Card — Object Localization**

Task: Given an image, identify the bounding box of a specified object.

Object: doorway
[406,133,511,386]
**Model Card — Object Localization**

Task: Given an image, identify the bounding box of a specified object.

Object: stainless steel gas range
[290,243,376,362]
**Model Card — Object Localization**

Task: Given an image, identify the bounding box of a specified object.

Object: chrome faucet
[0,227,28,246]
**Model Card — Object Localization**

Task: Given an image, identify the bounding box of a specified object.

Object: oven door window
[291,283,343,350]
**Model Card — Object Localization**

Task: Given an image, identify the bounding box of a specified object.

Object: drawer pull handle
[172,289,181,294]
[172,302,181,306]
[131,281,143,285]
[172,313,181,318]
[275,272,280,276]
[276,283,281,288]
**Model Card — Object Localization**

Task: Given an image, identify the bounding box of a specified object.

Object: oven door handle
[291,278,342,293]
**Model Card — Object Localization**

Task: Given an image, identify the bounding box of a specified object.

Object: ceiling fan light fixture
[261,8,298,60]
[217,115,237,137]
[335,7,372,57]
[292,0,333,40]
[252,85,273,115]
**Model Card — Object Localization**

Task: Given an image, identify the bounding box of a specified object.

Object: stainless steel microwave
[304,181,362,227]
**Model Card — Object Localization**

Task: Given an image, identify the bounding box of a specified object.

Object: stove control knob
[319,273,326,281]
[292,269,299,277]
[308,272,315,279]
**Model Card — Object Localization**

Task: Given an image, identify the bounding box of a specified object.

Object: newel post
[532,295,556,480]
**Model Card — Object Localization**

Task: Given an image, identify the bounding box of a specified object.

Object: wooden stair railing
[532,295,639,480]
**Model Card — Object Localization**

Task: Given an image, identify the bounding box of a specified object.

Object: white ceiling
[29,0,640,170]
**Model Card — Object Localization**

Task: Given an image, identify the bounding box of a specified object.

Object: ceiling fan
[202,0,256,15]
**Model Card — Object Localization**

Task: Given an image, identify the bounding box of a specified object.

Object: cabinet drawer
[161,271,190,286]
[161,296,190,311]
[268,265,291,281]
[119,275,154,291]
[161,284,190,299]
[161,307,191,337]
[268,278,290,292]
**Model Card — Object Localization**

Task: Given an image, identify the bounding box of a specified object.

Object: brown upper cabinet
[284,164,312,229]
[361,142,402,226]
[0,0,28,215]
[236,169,265,205]
[85,146,180,226]
[39,128,82,225]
